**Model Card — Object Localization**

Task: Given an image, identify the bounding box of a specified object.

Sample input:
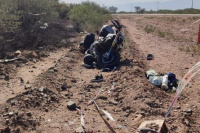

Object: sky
[60,0,200,12]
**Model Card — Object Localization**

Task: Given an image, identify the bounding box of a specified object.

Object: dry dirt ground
[1,14,200,133]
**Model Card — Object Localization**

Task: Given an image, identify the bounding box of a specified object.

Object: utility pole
[157,2,159,12]
[131,4,133,12]
[191,0,193,8]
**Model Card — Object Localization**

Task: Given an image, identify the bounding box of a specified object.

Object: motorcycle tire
[96,52,120,69]
[83,54,95,66]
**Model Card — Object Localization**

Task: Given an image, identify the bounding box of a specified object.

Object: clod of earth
[61,83,67,91]
[67,101,77,110]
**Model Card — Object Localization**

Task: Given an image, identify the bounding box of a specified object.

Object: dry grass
[144,25,155,33]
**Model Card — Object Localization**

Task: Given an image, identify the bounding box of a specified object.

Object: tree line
[118,6,200,14]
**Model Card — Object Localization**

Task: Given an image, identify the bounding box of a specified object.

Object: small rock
[75,127,84,133]
[53,68,58,72]
[124,112,130,117]
[122,106,131,111]
[26,112,32,117]
[67,101,77,110]
[61,83,67,91]
[116,124,123,129]
[3,113,8,117]
[5,119,9,124]
[84,88,91,92]
[99,95,108,100]
[15,50,22,56]
[39,87,45,92]
[116,96,125,101]
[44,107,48,112]
[141,111,145,116]
[8,112,14,116]
[114,109,122,112]
[5,75,10,81]
[24,84,32,90]
[109,100,118,105]
[33,59,37,63]
[20,78,24,84]
[184,119,190,126]
[11,101,15,106]
[186,109,192,114]
[64,92,70,97]
[71,79,77,83]
[5,107,9,112]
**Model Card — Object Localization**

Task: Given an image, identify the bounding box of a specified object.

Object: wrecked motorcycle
[83,19,124,71]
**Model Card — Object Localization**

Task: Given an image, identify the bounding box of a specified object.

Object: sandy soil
[1,14,200,133]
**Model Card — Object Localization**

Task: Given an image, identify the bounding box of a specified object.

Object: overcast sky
[60,0,200,12]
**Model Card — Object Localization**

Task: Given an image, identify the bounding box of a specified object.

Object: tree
[109,6,118,13]
[138,8,146,14]
[135,6,146,14]
[135,6,141,13]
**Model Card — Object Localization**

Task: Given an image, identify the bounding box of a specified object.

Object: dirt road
[116,14,200,132]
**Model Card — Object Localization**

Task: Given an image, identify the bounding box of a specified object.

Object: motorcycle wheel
[96,52,120,69]
[83,54,95,66]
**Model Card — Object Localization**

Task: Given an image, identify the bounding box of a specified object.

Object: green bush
[144,25,155,33]
[0,1,21,32]
[0,0,59,32]
[158,30,165,38]
[18,0,59,30]
[0,0,60,55]
[69,1,111,32]
[56,2,71,19]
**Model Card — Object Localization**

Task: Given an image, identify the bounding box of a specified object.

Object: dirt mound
[0,88,60,132]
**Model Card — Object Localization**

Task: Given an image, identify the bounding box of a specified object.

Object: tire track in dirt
[120,16,199,77]
[0,48,68,105]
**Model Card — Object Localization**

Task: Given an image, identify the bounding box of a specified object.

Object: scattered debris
[0,57,22,63]
[146,70,178,91]
[91,74,104,82]
[147,54,154,60]
[93,100,115,121]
